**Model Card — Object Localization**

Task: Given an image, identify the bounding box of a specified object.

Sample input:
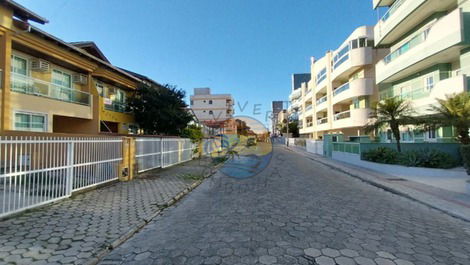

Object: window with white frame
[10,55,29,93]
[424,76,434,91]
[14,111,47,132]
[11,55,28,76]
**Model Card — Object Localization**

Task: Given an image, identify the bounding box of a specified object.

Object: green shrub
[461,145,470,175]
[362,147,399,164]
[362,147,458,169]
[399,149,457,169]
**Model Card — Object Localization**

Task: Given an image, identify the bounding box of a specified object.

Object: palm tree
[365,97,416,152]
[424,92,470,144]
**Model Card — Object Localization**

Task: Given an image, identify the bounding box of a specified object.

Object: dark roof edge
[2,0,48,24]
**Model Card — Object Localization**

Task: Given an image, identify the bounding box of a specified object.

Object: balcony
[331,47,373,82]
[315,95,328,112]
[409,73,468,114]
[376,8,465,83]
[332,108,371,129]
[332,78,374,105]
[11,73,90,105]
[104,100,130,113]
[374,0,457,46]
[316,117,330,132]
[289,89,301,100]
[317,117,328,125]
[305,104,313,112]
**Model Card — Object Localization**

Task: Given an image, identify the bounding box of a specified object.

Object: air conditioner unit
[31,59,50,72]
[73,74,88,85]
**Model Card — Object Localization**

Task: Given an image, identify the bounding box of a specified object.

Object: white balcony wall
[332,78,374,105]
[412,74,467,114]
[332,108,371,129]
[331,47,373,82]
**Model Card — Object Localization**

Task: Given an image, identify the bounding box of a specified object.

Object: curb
[85,172,213,265]
[286,146,470,223]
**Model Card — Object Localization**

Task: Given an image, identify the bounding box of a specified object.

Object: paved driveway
[100,145,470,265]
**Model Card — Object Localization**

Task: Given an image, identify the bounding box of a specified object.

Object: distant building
[271,101,284,134]
[190,88,235,135]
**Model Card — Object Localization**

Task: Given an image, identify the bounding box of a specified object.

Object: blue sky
[17,0,377,129]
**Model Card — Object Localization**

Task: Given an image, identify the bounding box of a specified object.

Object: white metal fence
[135,138,194,173]
[0,136,123,218]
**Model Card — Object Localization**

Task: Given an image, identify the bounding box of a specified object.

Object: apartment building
[190,88,234,133]
[373,0,470,142]
[288,73,310,124]
[0,0,140,135]
[271,101,283,134]
[298,26,387,139]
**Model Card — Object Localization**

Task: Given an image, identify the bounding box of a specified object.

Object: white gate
[135,137,194,172]
[0,136,122,218]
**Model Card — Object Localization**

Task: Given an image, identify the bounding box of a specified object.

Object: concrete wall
[306,140,323,155]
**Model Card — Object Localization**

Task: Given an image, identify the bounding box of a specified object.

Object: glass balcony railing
[381,0,406,22]
[10,73,90,105]
[333,82,350,96]
[317,117,328,125]
[316,95,327,105]
[334,110,351,121]
[383,27,430,64]
[305,104,313,112]
[104,100,130,113]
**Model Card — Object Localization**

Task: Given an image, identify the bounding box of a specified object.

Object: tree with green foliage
[180,124,204,143]
[280,121,299,137]
[365,97,416,152]
[128,83,193,135]
[422,92,470,145]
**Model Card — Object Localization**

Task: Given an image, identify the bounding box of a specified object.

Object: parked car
[246,137,257,146]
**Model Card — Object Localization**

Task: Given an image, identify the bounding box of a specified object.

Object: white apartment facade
[373,0,470,143]
[299,26,387,139]
[288,73,310,126]
[190,87,234,123]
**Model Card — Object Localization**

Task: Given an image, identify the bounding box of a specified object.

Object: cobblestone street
[0,159,212,265]
[101,145,470,265]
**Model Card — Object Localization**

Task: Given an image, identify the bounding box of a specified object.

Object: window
[52,69,72,101]
[209,110,213,115]
[14,111,47,132]
[190,100,193,105]
[11,55,28,75]
[351,39,358,49]
[96,82,104,96]
[353,98,360,109]
[424,76,434,91]
[386,129,392,140]
[427,127,437,140]
[358,38,366,48]
[209,100,213,104]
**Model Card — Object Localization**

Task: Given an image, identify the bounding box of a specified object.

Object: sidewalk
[0,158,214,265]
[286,145,470,222]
